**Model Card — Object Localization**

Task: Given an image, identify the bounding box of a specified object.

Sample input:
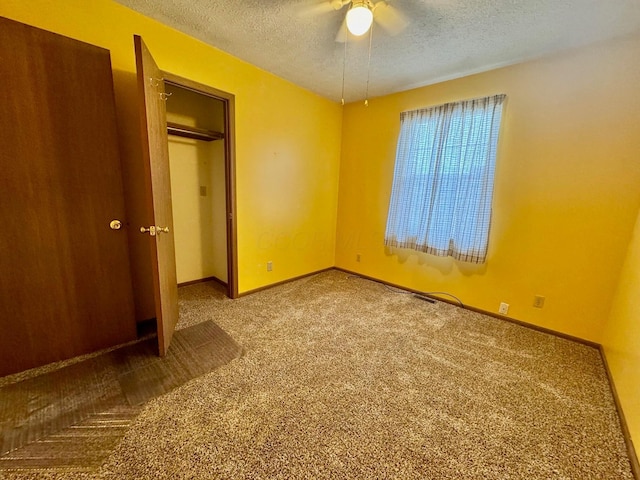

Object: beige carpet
[2,270,633,479]
[0,321,241,473]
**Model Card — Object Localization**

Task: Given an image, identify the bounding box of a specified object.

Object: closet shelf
[167,122,224,142]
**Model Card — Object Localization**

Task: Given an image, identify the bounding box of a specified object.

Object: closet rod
[167,122,224,142]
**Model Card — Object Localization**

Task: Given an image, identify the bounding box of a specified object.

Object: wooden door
[0,17,137,376]
[134,36,179,356]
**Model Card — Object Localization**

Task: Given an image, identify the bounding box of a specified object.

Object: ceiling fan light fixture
[346,1,373,36]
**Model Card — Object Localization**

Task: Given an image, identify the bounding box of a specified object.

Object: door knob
[110,220,122,230]
[140,226,169,236]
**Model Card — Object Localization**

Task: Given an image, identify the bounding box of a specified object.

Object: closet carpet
[1,270,633,479]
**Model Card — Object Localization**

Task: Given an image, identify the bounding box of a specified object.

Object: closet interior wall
[165,84,228,286]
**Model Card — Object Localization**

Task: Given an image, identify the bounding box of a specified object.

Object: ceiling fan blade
[335,15,348,43]
[300,0,350,18]
[300,1,336,17]
[374,1,408,36]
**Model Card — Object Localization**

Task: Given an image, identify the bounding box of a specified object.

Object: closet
[0,24,237,375]
[164,84,229,288]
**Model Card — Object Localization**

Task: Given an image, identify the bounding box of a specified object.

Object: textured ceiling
[114,0,640,103]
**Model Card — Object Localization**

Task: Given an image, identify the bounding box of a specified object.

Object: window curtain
[384,94,506,264]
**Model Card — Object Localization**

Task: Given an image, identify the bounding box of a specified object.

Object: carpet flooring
[0,270,633,479]
[0,321,242,473]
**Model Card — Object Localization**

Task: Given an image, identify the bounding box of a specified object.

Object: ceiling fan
[311,0,408,42]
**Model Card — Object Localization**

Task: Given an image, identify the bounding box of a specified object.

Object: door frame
[162,72,239,299]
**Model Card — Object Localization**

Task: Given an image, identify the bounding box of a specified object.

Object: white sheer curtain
[385,94,506,264]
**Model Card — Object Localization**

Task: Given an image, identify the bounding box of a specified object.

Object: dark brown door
[0,17,137,376]
[134,36,179,356]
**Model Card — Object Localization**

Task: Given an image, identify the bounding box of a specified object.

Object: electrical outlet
[266,261,273,272]
[356,253,361,262]
[499,302,509,315]
[533,295,545,308]
[199,185,207,197]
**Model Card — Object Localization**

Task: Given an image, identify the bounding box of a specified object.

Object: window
[384,94,506,264]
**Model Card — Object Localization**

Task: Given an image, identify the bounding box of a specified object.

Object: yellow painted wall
[602,206,640,460]
[0,0,343,316]
[336,33,640,343]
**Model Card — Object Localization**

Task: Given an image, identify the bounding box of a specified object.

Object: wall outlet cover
[533,295,545,308]
[499,302,509,315]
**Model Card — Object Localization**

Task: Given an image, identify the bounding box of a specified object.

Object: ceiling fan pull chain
[341,18,348,106]
[364,20,373,107]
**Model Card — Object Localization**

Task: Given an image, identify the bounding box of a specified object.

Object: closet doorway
[163,74,238,299]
